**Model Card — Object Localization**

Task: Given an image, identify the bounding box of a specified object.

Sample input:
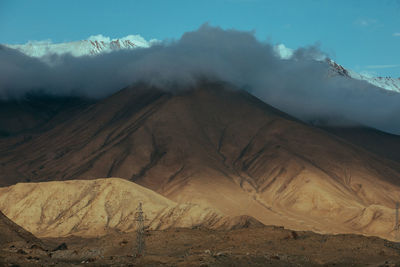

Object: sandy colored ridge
[0,178,262,237]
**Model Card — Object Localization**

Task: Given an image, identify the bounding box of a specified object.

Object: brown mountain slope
[322,126,400,163]
[0,210,41,246]
[0,95,92,137]
[1,81,400,240]
[0,178,262,237]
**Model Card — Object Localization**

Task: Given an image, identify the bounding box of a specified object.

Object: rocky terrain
[0,211,41,246]
[2,226,400,266]
[0,178,262,237]
[1,12,399,267]
[0,81,400,242]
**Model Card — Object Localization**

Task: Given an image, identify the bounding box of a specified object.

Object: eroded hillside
[0,81,399,241]
[0,178,262,237]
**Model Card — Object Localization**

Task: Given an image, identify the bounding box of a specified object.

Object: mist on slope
[1,24,399,134]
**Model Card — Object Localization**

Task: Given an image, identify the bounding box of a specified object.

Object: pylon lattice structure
[396,202,399,241]
[135,202,145,256]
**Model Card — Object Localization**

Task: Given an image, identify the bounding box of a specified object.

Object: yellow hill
[0,178,262,237]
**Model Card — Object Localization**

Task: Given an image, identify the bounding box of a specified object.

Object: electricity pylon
[396,202,399,241]
[135,202,145,256]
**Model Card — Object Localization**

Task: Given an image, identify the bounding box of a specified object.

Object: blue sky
[0,0,399,77]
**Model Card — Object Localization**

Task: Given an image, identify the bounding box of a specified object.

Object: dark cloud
[1,24,400,134]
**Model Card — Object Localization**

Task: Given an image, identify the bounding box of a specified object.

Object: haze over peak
[1,24,400,134]
[6,32,400,94]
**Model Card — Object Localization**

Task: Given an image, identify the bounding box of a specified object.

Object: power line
[135,202,145,256]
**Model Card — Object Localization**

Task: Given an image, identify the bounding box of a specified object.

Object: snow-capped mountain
[326,59,400,93]
[346,69,400,93]
[5,34,156,57]
[4,36,399,93]
[274,44,400,93]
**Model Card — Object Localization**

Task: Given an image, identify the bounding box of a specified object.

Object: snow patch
[4,34,156,58]
[274,44,400,93]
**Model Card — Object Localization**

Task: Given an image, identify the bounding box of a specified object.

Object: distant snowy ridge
[327,59,400,93]
[274,43,400,93]
[346,69,400,93]
[5,34,158,57]
[4,36,400,93]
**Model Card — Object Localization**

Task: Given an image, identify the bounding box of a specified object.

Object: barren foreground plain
[2,225,400,266]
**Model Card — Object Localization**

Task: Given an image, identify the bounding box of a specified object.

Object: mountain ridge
[0,178,263,237]
[3,36,399,93]
[327,59,400,93]
[1,81,399,241]
[4,34,155,57]
[275,43,400,92]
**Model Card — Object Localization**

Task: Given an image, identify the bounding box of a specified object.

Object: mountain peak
[1,81,400,241]
[3,35,399,93]
[4,34,156,57]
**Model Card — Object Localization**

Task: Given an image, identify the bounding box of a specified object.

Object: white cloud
[25,39,53,45]
[355,18,377,27]
[365,64,400,69]
[87,34,111,43]
[2,24,400,134]
[119,35,153,47]
[393,32,400,37]
[359,71,378,78]
[354,18,382,29]
[273,44,294,59]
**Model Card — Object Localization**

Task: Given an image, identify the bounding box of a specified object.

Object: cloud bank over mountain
[1,24,400,134]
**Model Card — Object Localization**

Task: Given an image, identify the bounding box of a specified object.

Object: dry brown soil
[2,226,400,266]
